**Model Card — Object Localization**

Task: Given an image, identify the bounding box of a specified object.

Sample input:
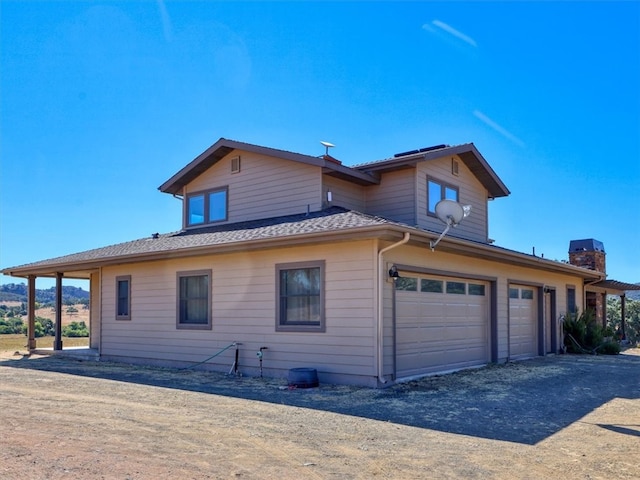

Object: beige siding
[383,243,584,364]
[90,272,100,350]
[416,155,489,243]
[185,150,322,225]
[322,175,366,211]
[365,169,416,224]
[100,241,378,385]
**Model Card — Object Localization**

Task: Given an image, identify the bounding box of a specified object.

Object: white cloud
[157,0,173,42]
[473,110,525,147]
[428,20,477,48]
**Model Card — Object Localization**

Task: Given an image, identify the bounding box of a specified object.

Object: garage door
[509,285,538,359]
[395,274,489,379]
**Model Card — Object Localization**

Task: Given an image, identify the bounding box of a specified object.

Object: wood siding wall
[364,169,416,225]
[322,176,366,211]
[99,241,379,386]
[416,155,489,242]
[185,150,322,225]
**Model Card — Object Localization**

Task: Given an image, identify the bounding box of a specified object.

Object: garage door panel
[396,274,489,378]
[509,285,537,359]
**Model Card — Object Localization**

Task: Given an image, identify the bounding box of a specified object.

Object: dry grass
[0,334,89,353]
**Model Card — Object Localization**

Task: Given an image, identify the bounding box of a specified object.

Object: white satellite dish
[320,141,335,156]
[430,199,472,250]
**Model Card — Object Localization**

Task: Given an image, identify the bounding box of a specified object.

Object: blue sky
[1,0,639,289]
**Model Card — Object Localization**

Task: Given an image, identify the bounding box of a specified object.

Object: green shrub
[0,317,24,334]
[596,341,621,355]
[563,309,618,355]
[62,321,89,338]
[20,317,54,337]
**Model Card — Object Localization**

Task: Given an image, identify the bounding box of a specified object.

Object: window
[446,281,466,294]
[427,176,459,215]
[395,277,418,291]
[177,270,211,329]
[567,287,577,314]
[421,279,443,293]
[276,261,325,332]
[186,187,228,226]
[509,288,520,299]
[521,289,534,300]
[116,276,131,320]
[468,283,485,296]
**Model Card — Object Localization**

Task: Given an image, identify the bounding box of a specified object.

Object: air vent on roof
[394,144,448,158]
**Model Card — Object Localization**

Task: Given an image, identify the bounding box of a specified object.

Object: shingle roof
[1,207,397,273]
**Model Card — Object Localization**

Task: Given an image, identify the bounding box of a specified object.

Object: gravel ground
[1,349,639,479]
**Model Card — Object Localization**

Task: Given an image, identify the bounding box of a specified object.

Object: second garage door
[395,274,489,379]
[509,285,538,359]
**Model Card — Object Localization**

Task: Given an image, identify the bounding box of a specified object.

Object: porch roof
[2,207,602,281]
[588,279,640,294]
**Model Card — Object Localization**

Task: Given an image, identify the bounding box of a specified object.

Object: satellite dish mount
[430,200,471,251]
[320,141,335,156]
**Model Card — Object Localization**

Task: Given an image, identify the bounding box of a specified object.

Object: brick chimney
[568,239,606,274]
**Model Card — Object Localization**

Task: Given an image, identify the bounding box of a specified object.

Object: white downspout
[377,232,410,384]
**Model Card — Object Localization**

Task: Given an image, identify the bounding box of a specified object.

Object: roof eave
[357,143,510,199]
[2,225,604,282]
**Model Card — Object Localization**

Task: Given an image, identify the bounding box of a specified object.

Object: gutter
[377,232,410,385]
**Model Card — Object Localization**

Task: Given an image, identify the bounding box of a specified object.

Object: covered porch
[7,267,100,355]
[586,279,640,341]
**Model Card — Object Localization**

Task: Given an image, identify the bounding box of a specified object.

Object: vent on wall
[451,158,459,176]
[230,156,241,173]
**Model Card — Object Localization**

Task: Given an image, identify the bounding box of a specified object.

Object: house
[3,138,637,387]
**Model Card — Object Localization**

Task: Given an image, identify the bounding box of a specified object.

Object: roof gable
[354,143,510,199]
[158,138,378,195]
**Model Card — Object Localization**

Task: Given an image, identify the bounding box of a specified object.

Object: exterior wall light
[388,265,399,279]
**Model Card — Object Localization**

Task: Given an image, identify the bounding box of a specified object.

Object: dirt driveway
[1,350,639,479]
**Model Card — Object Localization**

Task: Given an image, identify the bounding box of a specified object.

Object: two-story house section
[4,138,617,387]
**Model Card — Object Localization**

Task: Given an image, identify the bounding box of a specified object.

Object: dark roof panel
[569,239,605,253]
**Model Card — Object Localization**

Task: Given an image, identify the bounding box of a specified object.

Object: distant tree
[607,297,640,342]
[66,306,79,314]
[0,317,24,334]
[62,321,89,337]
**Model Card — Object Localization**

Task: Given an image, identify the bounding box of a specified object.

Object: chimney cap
[569,239,605,253]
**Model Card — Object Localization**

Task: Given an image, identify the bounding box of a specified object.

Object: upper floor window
[187,187,228,226]
[427,176,458,215]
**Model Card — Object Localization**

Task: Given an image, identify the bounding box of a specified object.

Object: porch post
[54,272,63,350]
[27,275,37,350]
[620,294,626,341]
